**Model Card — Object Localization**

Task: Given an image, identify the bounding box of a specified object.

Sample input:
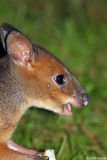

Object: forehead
[34,47,66,75]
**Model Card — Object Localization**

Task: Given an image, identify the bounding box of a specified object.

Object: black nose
[82,94,90,106]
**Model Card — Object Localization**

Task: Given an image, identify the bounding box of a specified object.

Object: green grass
[0,0,107,159]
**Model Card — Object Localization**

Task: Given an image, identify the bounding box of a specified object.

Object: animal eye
[54,74,65,85]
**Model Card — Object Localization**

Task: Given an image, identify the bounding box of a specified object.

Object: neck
[0,103,28,143]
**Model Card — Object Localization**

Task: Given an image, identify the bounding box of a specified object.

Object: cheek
[41,97,63,113]
[49,89,69,106]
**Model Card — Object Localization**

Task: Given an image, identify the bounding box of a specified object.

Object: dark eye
[55,74,65,85]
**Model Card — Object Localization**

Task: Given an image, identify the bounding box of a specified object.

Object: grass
[0,0,107,159]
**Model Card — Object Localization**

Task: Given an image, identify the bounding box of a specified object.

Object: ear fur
[1,23,36,66]
[6,31,33,66]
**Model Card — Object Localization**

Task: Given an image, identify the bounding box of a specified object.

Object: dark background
[0,0,106,159]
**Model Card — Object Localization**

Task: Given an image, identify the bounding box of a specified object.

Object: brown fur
[0,143,46,160]
[0,23,89,159]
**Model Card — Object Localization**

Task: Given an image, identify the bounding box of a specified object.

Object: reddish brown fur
[0,144,46,160]
[0,23,89,160]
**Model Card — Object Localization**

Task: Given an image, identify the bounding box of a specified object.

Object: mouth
[61,95,89,116]
[62,103,73,116]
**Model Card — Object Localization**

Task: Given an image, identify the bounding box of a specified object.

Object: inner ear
[6,31,33,66]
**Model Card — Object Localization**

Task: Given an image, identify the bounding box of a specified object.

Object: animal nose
[82,94,90,106]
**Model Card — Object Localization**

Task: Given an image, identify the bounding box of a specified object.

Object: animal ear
[1,23,36,66]
[6,31,34,66]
